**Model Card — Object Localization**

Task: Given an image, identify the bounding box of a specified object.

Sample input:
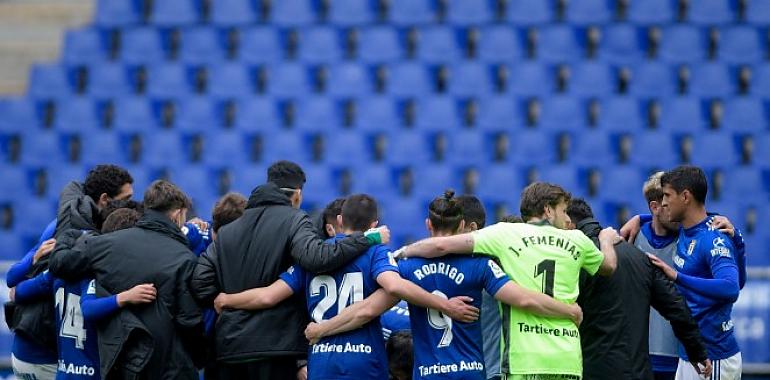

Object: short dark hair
[101,208,140,233]
[323,198,346,225]
[142,180,192,213]
[660,165,708,204]
[520,182,571,221]
[212,193,247,233]
[387,330,413,380]
[457,195,486,228]
[99,199,143,223]
[429,189,464,233]
[566,198,594,224]
[341,194,378,232]
[267,160,306,190]
[500,214,523,223]
[84,165,133,201]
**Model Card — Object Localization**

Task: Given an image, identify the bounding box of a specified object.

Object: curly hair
[84,165,133,201]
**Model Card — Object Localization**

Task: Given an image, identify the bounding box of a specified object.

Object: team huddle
[4,161,745,380]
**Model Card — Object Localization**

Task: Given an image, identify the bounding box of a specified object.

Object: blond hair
[643,171,665,203]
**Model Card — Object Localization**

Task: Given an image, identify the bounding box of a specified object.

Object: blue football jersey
[397,256,510,380]
[381,300,410,340]
[280,234,398,380]
[54,278,101,379]
[674,217,740,360]
[182,222,212,256]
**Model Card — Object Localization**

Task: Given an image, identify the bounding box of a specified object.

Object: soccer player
[380,300,410,340]
[647,166,742,380]
[395,182,621,379]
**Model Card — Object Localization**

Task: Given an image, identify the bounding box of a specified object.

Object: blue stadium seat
[660,97,705,133]
[718,26,762,64]
[14,197,56,242]
[629,131,680,169]
[567,0,611,25]
[416,26,461,63]
[629,61,676,98]
[570,130,615,166]
[0,98,38,132]
[202,130,249,167]
[20,131,66,167]
[755,133,770,168]
[598,97,643,132]
[262,131,311,164]
[113,96,158,132]
[329,0,374,26]
[175,96,219,132]
[210,0,256,26]
[29,64,71,99]
[477,95,520,132]
[239,27,282,64]
[447,0,492,25]
[747,0,770,25]
[448,61,491,97]
[659,26,706,64]
[477,164,523,203]
[179,27,225,64]
[55,96,99,133]
[0,231,24,260]
[750,64,770,98]
[537,165,583,196]
[298,27,342,64]
[230,162,267,195]
[120,27,166,65]
[722,167,767,203]
[568,62,614,97]
[328,63,372,97]
[507,61,552,96]
[388,0,434,26]
[207,63,253,98]
[358,27,403,63]
[141,131,186,166]
[628,0,674,24]
[412,164,462,199]
[598,24,643,64]
[271,0,315,26]
[94,0,139,27]
[507,0,553,25]
[63,28,106,65]
[538,26,581,63]
[354,96,399,132]
[445,130,489,165]
[508,130,557,165]
[266,63,310,97]
[540,96,585,131]
[87,62,131,98]
[120,165,152,195]
[380,196,427,245]
[322,131,371,165]
[149,0,199,26]
[45,164,86,201]
[80,131,126,166]
[687,0,733,25]
[723,97,765,132]
[169,166,218,202]
[690,132,739,168]
[350,163,395,199]
[385,131,432,166]
[478,26,522,63]
[296,97,340,132]
[415,96,460,131]
[146,62,192,98]
[0,165,28,202]
[689,63,734,97]
[597,166,645,202]
[300,164,337,205]
[386,62,431,97]
[234,97,279,132]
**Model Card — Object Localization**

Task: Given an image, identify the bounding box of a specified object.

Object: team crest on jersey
[710,237,731,258]
[87,280,96,295]
[673,253,685,268]
[287,266,295,274]
[488,260,506,279]
[686,240,697,256]
[181,225,189,235]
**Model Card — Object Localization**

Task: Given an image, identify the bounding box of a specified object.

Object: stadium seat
[723,97,765,132]
[175,96,219,132]
[477,26,522,63]
[538,26,581,63]
[445,130,489,165]
[508,130,557,165]
[55,96,99,133]
[537,165,583,196]
[566,0,612,25]
[145,63,192,98]
[349,163,395,199]
[234,97,280,132]
[415,96,460,131]
[329,0,374,26]
[597,166,645,202]
[598,24,643,64]
[80,131,126,166]
[629,131,680,169]
[0,165,28,202]
[298,27,342,64]
[261,131,312,164]
[750,64,770,98]
[299,164,337,205]
[722,167,767,203]
[755,133,770,168]
[598,97,643,132]
[141,131,186,166]
[412,164,462,199]
[120,27,166,65]
[476,164,523,203]
[358,27,403,63]
[507,61,552,96]
[689,63,734,97]
[94,0,139,27]
[540,96,586,131]
[239,27,282,64]
[230,162,267,194]
[0,230,25,260]
[447,0,492,25]
[295,97,341,132]
[210,0,257,26]
[266,63,310,97]
[62,28,106,65]
[416,26,462,63]
[354,96,400,132]
[747,0,770,25]
[169,165,218,201]
[20,131,66,167]
[718,26,762,64]
[628,0,674,24]
[271,0,315,26]
[448,61,492,97]
[687,0,733,25]
[386,62,432,97]
[568,62,614,97]
[628,61,676,97]
[201,130,249,167]
[327,63,372,97]
[388,0,434,26]
[149,0,199,26]
[87,62,131,98]
[0,98,38,132]
[507,0,553,25]
[179,27,226,64]
[379,195,427,245]
[322,131,371,165]
[690,132,739,168]
[113,96,158,132]
[28,64,71,100]
[14,197,56,242]
[659,26,706,64]
[45,164,86,201]
[659,97,706,133]
[477,95,521,131]
[569,130,616,166]
[207,63,254,98]
[385,131,432,166]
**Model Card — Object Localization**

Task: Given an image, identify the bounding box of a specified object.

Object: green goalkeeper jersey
[472,222,605,377]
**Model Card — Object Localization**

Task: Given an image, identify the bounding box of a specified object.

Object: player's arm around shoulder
[593,227,623,276]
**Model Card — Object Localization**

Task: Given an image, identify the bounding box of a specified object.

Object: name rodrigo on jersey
[58,360,96,376]
[312,341,373,354]
[418,360,484,377]
[412,262,465,285]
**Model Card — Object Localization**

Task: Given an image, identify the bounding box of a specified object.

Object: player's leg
[715,352,741,380]
[675,359,707,380]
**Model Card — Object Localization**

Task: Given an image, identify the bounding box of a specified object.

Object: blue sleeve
[279,266,305,294]
[676,235,740,302]
[80,279,120,322]
[371,246,398,279]
[639,214,652,225]
[480,259,510,297]
[183,223,212,256]
[732,228,747,289]
[7,219,56,287]
[14,271,54,303]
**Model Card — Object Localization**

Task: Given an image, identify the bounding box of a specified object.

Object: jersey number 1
[535,259,556,297]
[55,288,87,350]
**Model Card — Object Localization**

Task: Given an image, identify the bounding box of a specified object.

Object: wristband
[364,228,383,245]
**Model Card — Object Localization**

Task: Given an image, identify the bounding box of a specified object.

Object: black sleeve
[648,258,708,363]
[175,256,206,368]
[48,229,92,282]
[289,213,371,273]
[190,242,220,306]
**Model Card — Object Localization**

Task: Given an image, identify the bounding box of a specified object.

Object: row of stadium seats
[26,61,770,99]
[60,25,765,65]
[92,0,770,27]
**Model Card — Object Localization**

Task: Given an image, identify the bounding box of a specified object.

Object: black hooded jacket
[191,182,373,362]
[576,218,707,380]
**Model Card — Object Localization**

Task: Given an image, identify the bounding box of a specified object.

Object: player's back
[53,278,100,379]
